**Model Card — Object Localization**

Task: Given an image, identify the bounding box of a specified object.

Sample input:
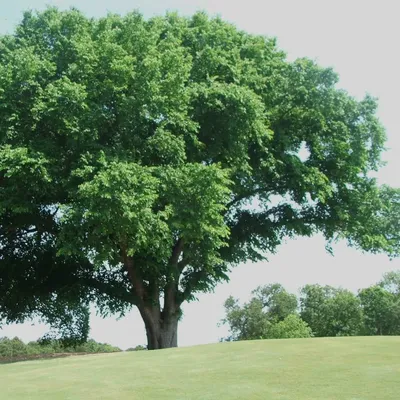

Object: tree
[220,296,270,341]
[299,285,335,337]
[221,285,308,341]
[378,271,400,334]
[379,270,400,296]
[267,314,312,339]
[328,289,363,336]
[358,286,400,335]
[1,8,399,349]
[252,284,298,322]
[300,285,363,337]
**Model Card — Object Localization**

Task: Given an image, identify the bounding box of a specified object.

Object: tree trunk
[121,245,184,350]
[139,307,179,350]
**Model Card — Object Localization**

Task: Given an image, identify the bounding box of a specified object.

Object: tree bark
[121,240,184,350]
[139,306,179,350]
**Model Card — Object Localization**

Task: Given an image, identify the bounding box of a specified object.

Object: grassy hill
[1,336,399,399]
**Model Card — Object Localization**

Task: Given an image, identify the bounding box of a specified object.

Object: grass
[1,336,399,399]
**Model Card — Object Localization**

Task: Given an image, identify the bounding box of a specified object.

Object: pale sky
[1,0,399,349]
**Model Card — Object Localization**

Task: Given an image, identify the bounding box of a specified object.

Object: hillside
[1,337,399,399]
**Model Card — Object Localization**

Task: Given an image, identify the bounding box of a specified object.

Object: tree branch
[179,269,207,305]
[163,238,185,316]
[178,258,189,274]
[85,277,136,305]
[121,246,146,306]
[169,238,184,266]
[227,186,274,209]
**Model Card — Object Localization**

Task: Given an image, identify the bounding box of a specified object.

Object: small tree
[221,288,311,340]
[267,314,312,339]
[221,283,300,340]
[220,296,270,341]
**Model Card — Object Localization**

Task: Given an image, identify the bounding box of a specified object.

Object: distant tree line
[0,337,121,361]
[220,271,400,341]
[126,345,148,351]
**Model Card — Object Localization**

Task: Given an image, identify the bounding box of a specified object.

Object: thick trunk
[121,240,185,350]
[140,308,179,350]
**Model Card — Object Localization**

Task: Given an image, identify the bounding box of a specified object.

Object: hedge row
[0,337,121,359]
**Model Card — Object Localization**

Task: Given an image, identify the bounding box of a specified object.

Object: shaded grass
[1,336,399,399]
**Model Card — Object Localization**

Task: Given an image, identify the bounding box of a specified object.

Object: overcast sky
[1,0,399,349]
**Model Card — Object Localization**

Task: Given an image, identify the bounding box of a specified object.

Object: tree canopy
[300,285,363,337]
[1,7,399,349]
[359,285,400,336]
[251,284,298,322]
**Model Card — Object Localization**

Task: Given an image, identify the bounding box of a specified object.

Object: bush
[75,340,121,353]
[126,345,147,351]
[0,336,121,360]
[267,315,313,339]
[0,337,28,357]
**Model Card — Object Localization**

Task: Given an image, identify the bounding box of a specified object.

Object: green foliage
[0,7,399,345]
[300,285,363,337]
[379,270,400,296]
[223,275,400,341]
[0,337,27,357]
[73,339,121,353]
[221,284,305,341]
[328,289,364,336]
[252,283,298,322]
[358,286,400,336]
[220,296,270,341]
[267,314,312,339]
[0,336,121,359]
[299,285,333,337]
[126,345,147,351]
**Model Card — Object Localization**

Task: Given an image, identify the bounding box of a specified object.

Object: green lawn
[1,336,399,399]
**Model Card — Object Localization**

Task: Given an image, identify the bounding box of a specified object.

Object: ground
[1,336,399,399]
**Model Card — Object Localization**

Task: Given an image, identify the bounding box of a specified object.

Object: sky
[1,0,399,349]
